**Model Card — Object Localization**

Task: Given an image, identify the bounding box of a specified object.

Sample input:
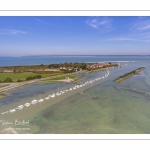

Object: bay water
[0,56,150,134]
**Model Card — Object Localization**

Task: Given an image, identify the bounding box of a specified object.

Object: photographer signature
[0,119,29,127]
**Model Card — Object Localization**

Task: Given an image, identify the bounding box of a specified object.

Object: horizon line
[1,54,150,57]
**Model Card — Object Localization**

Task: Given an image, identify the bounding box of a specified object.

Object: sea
[0,55,150,134]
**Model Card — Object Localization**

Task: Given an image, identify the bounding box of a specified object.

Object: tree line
[48,62,87,69]
[0,75,42,83]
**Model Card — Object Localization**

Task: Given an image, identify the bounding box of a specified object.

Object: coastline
[1,58,149,134]
[0,69,110,123]
[0,68,111,98]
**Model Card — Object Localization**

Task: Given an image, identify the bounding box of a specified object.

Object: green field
[0,72,63,82]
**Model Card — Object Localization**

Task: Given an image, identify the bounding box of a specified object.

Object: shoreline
[0,69,110,122]
[0,75,80,98]
[0,66,114,98]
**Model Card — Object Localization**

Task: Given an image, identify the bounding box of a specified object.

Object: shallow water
[0,59,150,134]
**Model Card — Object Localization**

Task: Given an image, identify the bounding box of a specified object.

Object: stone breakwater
[114,67,145,83]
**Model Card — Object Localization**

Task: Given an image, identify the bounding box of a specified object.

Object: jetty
[114,67,145,82]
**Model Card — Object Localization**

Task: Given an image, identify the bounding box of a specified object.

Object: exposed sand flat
[58,79,74,82]
[0,84,10,88]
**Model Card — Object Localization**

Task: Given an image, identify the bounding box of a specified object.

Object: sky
[0,16,150,56]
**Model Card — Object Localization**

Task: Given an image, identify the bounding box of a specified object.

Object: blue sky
[0,16,150,56]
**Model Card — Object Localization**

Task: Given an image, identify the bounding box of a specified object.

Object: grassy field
[0,72,64,82]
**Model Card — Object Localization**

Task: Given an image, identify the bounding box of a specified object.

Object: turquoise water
[0,56,150,134]
[0,55,150,66]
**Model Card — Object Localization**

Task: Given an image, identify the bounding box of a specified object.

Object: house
[74,68,78,71]
[3,70,13,73]
[68,67,74,71]
[60,66,67,70]
[87,63,110,69]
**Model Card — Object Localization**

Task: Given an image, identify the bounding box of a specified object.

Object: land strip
[114,67,145,83]
[0,62,118,97]
[0,72,81,93]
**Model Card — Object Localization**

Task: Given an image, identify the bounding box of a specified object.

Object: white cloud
[106,37,137,41]
[0,29,27,35]
[126,16,146,28]
[86,17,112,29]
[106,37,150,43]
[35,18,46,23]
[131,19,150,31]
[137,24,150,30]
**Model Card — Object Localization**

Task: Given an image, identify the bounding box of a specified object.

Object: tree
[26,76,33,81]
[17,79,23,82]
[13,69,16,73]
[81,64,87,70]
[4,77,12,82]
[36,75,42,79]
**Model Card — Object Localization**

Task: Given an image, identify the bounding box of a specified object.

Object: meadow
[0,72,64,82]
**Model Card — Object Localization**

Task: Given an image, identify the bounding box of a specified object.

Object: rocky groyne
[114,67,145,82]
